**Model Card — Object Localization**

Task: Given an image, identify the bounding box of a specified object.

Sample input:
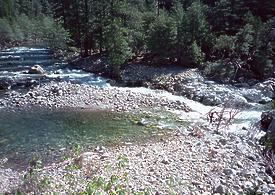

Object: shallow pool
[0,108,164,170]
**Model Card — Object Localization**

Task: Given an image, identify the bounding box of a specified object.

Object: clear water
[0,108,163,170]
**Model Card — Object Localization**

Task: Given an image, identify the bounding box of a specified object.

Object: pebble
[243,181,254,189]
[161,157,169,165]
[223,168,235,176]
[265,175,273,184]
[214,184,226,194]
[268,184,275,190]
[236,161,243,168]
[255,177,264,185]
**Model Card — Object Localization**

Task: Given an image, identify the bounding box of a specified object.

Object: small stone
[161,156,169,165]
[192,180,202,186]
[268,184,275,190]
[137,118,149,126]
[261,184,269,193]
[135,152,143,158]
[265,175,273,184]
[220,179,227,185]
[214,185,226,194]
[243,181,254,189]
[255,177,264,185]
[247,155,256,161]
[236,161,243,168]
[0,158,8,165]
[100,153,109,159]
[219,139,227,145]
[224,168,234,176]
[95,145,106,153]
[75,152,95,167]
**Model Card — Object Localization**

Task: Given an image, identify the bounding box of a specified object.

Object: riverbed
[0,47,273,194]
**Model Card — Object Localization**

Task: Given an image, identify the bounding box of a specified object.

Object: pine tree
[175,1,209,66]
[147,11,176,59]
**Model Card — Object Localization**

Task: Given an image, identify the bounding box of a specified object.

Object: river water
[0,47,267,170]
[0,47,109,88]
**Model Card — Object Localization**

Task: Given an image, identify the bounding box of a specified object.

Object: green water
[0,108,170,170]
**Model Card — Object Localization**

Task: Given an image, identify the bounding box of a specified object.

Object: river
[0,46,268,170]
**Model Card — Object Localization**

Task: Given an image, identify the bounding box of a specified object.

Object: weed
[207,101,240,133]
[79,155,131,194]
[72,144,83,156]
[117,154,129,169]
[38,177,51,190]
[66,163,81,171]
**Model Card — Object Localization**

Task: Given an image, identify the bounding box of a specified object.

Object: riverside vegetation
[0,0,275,194]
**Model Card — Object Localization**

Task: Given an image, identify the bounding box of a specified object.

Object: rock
[239,88,264,103]
[223,168,235,176]
[137,118,149,126]
[54,69,63,74]
[214,185,227,194]
[95,145,106,154]
[24,79,39,88]
[265,175,273,184]
[0,77,14,90]
[219,138,227,146]
[75,152,96,168]
[253,78,275,99]
[268,183,275,190]
[100,153,109,160]
[201,94,222,106]
[236,161,243,168]
[243,181,254,189]
[0,158,8,165]
[247,156,256,162]
[267,119,275,133]
[255,177,264,185]
[259,97,272,104]
[28,65,45,74]
[260,111,275,131]
[161,156,170,165]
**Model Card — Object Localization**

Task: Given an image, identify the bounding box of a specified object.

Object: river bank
[1,120,273,194]
[0,50,274,193]
[70,56,274,107]
[0,80,273,194]
[0,81,190,112]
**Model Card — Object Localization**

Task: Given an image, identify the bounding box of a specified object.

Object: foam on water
[119,86,264,134]
[0,47,110,88]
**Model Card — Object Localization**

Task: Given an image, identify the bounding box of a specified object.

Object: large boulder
[260,111,275,154]
[261,111,275,133]
[254,78,275,99]
[28,65,45,74]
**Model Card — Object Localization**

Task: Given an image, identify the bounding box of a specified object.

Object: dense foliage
[0,0,274,79]
[0,0,70,50]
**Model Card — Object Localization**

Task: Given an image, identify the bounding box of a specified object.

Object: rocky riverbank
[0,81,274,194]
[70,57,275,107]
[2,122,274,194]
[0,81,190,112]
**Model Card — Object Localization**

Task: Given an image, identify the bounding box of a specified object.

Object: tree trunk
[74,0,81,50]
[83,0,89,57]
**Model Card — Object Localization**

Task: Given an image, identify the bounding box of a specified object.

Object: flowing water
[0,46,109,88]
[120,87,266,134]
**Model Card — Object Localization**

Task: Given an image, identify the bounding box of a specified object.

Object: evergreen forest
[0,0,274,79]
